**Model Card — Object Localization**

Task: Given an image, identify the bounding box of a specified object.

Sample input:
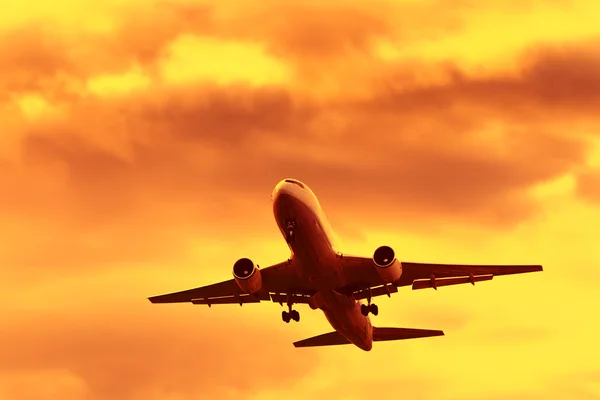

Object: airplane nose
[271,180,287,202]
[272,192,294,214]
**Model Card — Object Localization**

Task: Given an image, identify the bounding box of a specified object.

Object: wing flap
[293,332,350,348]
[270,293,312,304]
[412,274,493,290]
[373,327,444,341]
[148,260,317,305]
[191,294,263,306]
[353,284,398,300]
[148,280,244,303]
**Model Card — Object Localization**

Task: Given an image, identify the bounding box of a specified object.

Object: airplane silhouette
[149,179,543,351]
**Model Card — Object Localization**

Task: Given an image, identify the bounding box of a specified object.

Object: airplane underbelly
[322,298,371,347]
[292,209,342,287]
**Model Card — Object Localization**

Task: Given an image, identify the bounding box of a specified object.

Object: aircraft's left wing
[148,260,316,305]
[397,262,543,289]
[337,255,543,298]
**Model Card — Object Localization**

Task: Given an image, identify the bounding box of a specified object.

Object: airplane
[148,178,543,351]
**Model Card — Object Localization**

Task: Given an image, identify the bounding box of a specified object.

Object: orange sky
[1,0,600,399]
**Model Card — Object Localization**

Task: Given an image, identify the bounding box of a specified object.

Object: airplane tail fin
[293,327,444,348]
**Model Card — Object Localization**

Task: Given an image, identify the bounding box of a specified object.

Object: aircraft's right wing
[148,260,316,306]
[148,279,261,304]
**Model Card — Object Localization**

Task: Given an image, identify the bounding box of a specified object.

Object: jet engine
[232,258,263,295]
[372,245,403,283]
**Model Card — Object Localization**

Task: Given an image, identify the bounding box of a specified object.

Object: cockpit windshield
[284,179,305,189]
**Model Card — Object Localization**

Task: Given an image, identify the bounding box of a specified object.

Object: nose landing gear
[284,219,297,244]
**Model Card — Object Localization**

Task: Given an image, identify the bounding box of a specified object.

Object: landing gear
[371,304,379,315]
[282,296,300,323]
[284,219,297,244]
[282,309,300,323]
[360,287,378,316]
[361,303,378,316]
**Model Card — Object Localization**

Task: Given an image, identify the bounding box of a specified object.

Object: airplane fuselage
[272,179,374,351]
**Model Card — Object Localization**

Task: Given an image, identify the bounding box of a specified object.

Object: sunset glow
[1,0,600,399]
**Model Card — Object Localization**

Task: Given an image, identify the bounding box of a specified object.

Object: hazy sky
[1,0,600,399]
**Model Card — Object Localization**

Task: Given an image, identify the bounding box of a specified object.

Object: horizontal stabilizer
[412,274,493,290]
[293,327,444,348]
[373,327,444,341]
[293,331,350,347]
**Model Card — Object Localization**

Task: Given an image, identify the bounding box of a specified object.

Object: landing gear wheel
[361,304,369,316]
[361,303,378,316]
[291,310,300,322]
[369,304,379,316]
[282,310,291,323]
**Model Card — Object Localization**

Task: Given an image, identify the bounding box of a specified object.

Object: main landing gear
[281,304,300,324]
[361,303,379,316]
[282,309,300,323]
[360,287,379,316]
[284,219,297,244]
[281,293,300,323]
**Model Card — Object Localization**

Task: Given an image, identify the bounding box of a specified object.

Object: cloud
[403,305,471,331]
[3,38,600,274]
[0,305,317,400]
[11,49,594,220]
[2,2,600,400]
[576,169,600,203]
[369,40,600,119]
[462,371,600,400]
[479,326,553,343]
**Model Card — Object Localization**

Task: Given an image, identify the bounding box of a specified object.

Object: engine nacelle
[373,245,403,283]
[232,258,263,295]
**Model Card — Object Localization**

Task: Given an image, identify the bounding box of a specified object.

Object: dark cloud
[15,65,590,226]
[369,41,600,117]
[0,0,495,100]
[109,2,215,65]
[576,169,600,203]
[0,25,73,93]
[0,3,215,93]
[3,41,600,273]
[240,3,392,59]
